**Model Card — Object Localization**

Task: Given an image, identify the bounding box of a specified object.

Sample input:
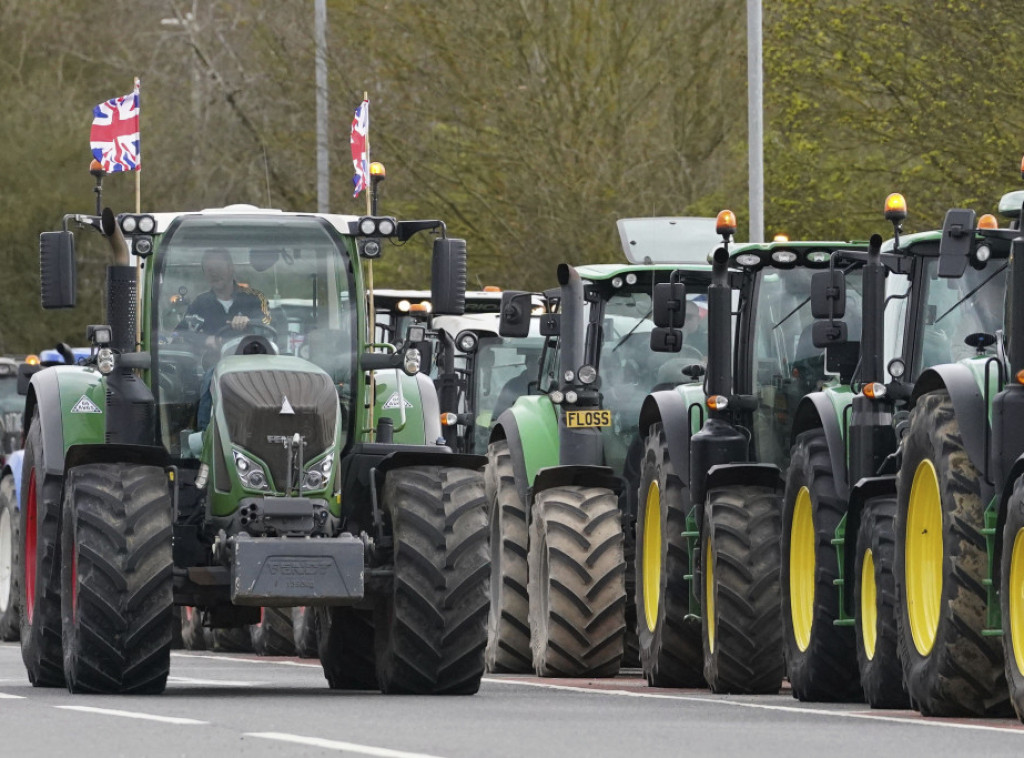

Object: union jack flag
[350,98,369,197]
[91,86,140,173]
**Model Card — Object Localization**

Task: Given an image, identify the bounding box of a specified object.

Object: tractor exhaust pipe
[100,207,131,266]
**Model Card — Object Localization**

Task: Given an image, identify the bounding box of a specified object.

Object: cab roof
[616,216,721,264]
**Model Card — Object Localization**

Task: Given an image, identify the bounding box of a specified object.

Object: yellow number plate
[565,409,612,428]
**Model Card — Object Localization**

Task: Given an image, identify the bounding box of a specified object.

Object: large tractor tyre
[292,606,319,659]
[895,390,1008,717]
[250,606,296,656]
[169,606,184,650]
[317,605,378,690]
[0,473,21,641]
[484,440,531,673]
[60,463,174,694]
[634,423,704,687]
[854,495,908,709]
[180,607,208,651]
[1001,476,1024,722]
[211,626,254,653]
[781,429,861,701]
[529,484,626,678]
[621,525,640,668]
[702,486,785,694]
[19,410,65,687]
[376,466,489,695]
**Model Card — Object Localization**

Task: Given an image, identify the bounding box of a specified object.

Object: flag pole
[363,92,377,439]
[134,77,141,214]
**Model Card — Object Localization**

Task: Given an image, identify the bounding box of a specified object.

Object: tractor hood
[213,355,339,492]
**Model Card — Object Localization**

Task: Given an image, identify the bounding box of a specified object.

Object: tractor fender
[841,474,897,618]
[792,391,850,499]
[704,462,784,495]
[490,395,559,506]
[639,385,707,488]
[24,366,106,478]
[532,464,622,498]
[3,449,24,510]
[64,443,170,473]
[912,364,989,479]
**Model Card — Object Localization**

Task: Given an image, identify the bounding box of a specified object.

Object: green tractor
[638,211,878,693]
[486,216,719,676]
[19,201,490,695]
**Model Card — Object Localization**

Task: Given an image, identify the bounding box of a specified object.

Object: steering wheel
[214,322,279,341]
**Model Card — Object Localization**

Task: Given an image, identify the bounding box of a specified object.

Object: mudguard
[842,474,897,618]
[372,370,441,445]
[994,454,1024,588]
[912,364,990,484]
[4,449,23,509]
[490,395,559,505]
[532,464,622,497]
[791,388,852,500]
[705,462,783,494]
[24,365,106,478]
[638,385,706,491]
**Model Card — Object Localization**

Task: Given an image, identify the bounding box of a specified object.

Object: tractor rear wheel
[781,429,861,701]
[317,605,378,690]
[854,495,907,709]
[180,606,209,651]
[484,439,531,673]
[1001,476,1024,722]
[634,423,704,687]
[292,606,319,658]
[250,607,296,656]
[895,390,1007,716]
[211,626,254,653]
[19,409,64,687]
[376,466,489,694]
[0,473,21,641]
[61,463,173,694]
[702,485,784,693]
[529,484,625,677]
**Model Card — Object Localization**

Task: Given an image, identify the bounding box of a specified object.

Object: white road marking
[0,692,25,699]
[246,732,449,758]
[171,651,320,668]
[482,678,1024,735]
[54,705,208,725]
[167,675,259,687]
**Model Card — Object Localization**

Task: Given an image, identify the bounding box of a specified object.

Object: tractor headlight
[302,454,334,491]
[549,390,564,404]
[378,218,396,236]
[404,348,422,374]
[120,215,137,233]
[359,217,377,235]
[97,348,116,375]
[233,449,269,491]
[577,364,597,385]
[565,390,579,404]
[137,215,156,234]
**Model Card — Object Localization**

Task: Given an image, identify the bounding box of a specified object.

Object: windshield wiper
[613,308,653,351]
[933,263,1007,325]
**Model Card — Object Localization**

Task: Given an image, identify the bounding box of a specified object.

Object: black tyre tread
[895,391,1008,717]
[317,605,378,689]
[180,606,207,651]
[484,440,531,673]
[0,474,21,641]
[529,484,626,678]
[1001,476,1024,722]
[61,463,173,694]
[376,466,489,694]
[211,626,254,653]
[19,411,64,687]
[781,429,861,701]
[621,526,640,668]
[292,606,319,658]
[854,495,908,709]
[250,606,296,656]
[635,423,704,687]
[703,486,785,694]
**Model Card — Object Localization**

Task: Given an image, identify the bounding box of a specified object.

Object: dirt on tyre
[781,429,861,701]
[250,606,296,656]
[895,391,1008,717]
[529,484,625,677]
[635,423,703,687]
[375,466,489,694]
[61,463,173,694]
[0,473,21,641]
[19,409,64,687]
[702,485,784,694]
[293,606,319,658]
[854,495,907,709]
[484,439,531,673]
[317,605,378,689]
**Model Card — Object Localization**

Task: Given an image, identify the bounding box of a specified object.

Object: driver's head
[201,249,236,297]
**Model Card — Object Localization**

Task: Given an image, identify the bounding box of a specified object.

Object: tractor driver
[177,248,271,344]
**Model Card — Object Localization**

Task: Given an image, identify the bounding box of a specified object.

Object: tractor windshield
[472,332,546,452]
[151,214,358,456]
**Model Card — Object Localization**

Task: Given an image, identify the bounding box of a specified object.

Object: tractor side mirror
[812,320,848,348]
[538,313,560,336]
[17,362,40,395]
[431,238,467,315]
[499,291,533,338]
[40,231,77,309]
[938,208,975,279]
[650,326,682,353]
[811,270,845,320]
[653,282,687,328]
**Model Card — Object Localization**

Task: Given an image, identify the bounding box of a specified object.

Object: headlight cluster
[302,454,334,492]
[233,448,269,491]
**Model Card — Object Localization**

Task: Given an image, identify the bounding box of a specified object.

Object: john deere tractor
[19,200,490,695]
[486,216,720,676]
[638,211,877,693]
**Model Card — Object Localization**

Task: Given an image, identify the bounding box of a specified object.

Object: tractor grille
[219,369,337,491]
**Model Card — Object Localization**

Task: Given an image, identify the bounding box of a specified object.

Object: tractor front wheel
[376,466,489,694]
[180,607,209,651]
[292,606,319,658]
[529,484,625,677]
[1002,476,1024,722]
[0,473,21,641]
[250,607,296,656]
[61,463,173,694]
[317,605,378,690]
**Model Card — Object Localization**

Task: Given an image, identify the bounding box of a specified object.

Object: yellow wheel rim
[642,480,662,632]
[790,486,815,652]
[906,459,943,656]
[1010,528,1024,676]
[705,535,715,653]
[860,547,877,661]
